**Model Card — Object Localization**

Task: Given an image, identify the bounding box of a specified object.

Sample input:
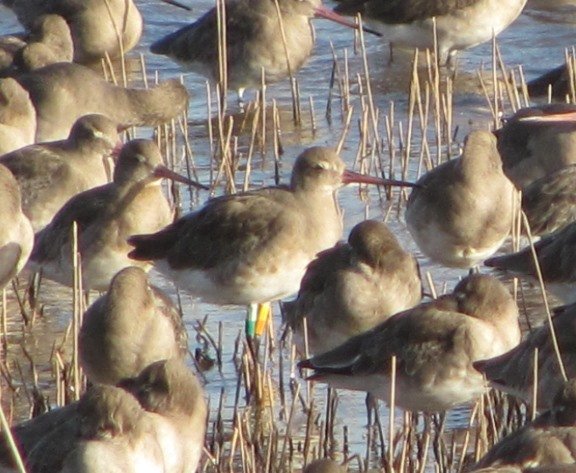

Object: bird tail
[127,225,179,261]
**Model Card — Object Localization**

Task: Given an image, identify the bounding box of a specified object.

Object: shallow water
[0,0,574,470]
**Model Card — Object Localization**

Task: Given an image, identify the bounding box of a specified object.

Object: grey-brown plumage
[129,147,414,308]
[406,130,515,268]
[0,361,206,473]
[474,303,576,410]
[485,222,576,303]
[0,114,118,232]
[2,0,142,64]
[522,164,576,237]
[79,267,188,385]
[151,0,320,95]
[495,104,576,188]
[527,63,571,100]
[303,458,348,473]
[0,163,34,289]
[332,0,526,64]
[284,219,422,355]
[30,139,204,291]
[0,34,25,71]
[0,77,35,154]
[0,14,72,74]
[335,0,480,23]
[470,379,576,471]
[299,274,520,412]
[119,359,208,473]
[16,63,188,141]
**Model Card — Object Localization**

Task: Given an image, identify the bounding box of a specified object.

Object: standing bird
[331,0,527,65]
[0,77,36,154]
[0,114,119,232]
[2,0,143,64]
[16,63,189,142]
[150,0,364,99]
[474,303,576,410]
[0,163,34,290]
[79,267,188,385]
[283,219,422,355]
[29,139,206,291]
[406,130,516,268]
[299,274,520,412]
[129,147,416,338]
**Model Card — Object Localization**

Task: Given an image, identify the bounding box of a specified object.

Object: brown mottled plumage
[485,222,576,303]
[0,77,35,154]
[12,14,73,71]
[474,303,576,409]
[119,360,207,473]
[332,0,526,64]
[0,163,33,289]
[129,147,414,308]
[0,361,206,473]
[284,219,422,355]
[151,0,352,97]
[303,458,348,473]
[495,104,576,188]
[2,0,142,63]
[0,114,119,232]
[16,63,188,141]
[30,139,205,291]
[299,274,520,412]
[522,164,576,237]
[79,267,188,385]
[470,380,576,471]
[406,130,515,268]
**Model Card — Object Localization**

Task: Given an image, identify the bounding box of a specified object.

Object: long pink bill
[153,165,209,190]
[314,6,382,37]
[518,111,576,123]
[342,169,418,188]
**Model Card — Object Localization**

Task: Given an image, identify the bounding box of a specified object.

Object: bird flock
[1,0,576,471]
